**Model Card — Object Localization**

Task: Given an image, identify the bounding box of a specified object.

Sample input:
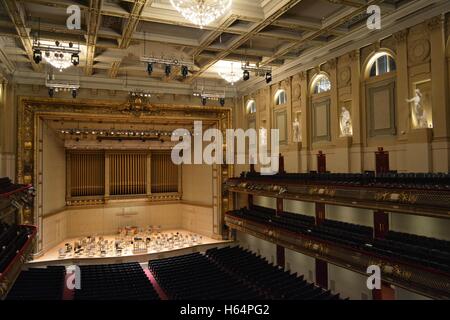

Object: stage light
[201,97,207,106]
[165,64,171,76]
[71,53,80,66]
[147,63,153,75]
[33,49,42,64]
[48,88,54,97]
[219,98,225,106]
[243,70,250,81]
[72,89,77,98]
[265,72,272,84]
[181,65,189,78]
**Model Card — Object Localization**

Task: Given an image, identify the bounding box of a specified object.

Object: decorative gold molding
[393,29,409,43]
[17,96,232,226]
[427,15,444,31]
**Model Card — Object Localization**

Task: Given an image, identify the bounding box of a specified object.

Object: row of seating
[240,171,450,190]
[74,262,160,300]
[0,223,33,273]
[149,252,264,299]
[206,246,341,300]
[0,177,26,195]
[6,266,66,300]
[230,207,450,273]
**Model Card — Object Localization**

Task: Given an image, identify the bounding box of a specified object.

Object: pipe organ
[151,152,179,193]
[110,153,147,196]
[67,151,179,201]
[70,152,105,197]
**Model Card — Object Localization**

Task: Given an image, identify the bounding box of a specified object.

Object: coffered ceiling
[0,0,448,96]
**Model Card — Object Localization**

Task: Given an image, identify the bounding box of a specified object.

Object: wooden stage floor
[28,229,233,267]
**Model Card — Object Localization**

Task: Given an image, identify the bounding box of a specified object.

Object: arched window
[312,74,331,94]
[275,89,287,105]
[368,52,396,77]
[246,100,256,114]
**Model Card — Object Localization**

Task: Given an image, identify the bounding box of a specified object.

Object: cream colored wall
[285,249,315,283]
[328,264,371,300]
[390,213,450,241]
[284,200,315,217]
[236,231,276,264]
[182,164,213,206]
[253,196,276,209]
[326,205,373,227]
[236,17,450,174]
[42,122,66,216]
[181,203,214,238]
[41,202,214,252]
[0,81,16,179]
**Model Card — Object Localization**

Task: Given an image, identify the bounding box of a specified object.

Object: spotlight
[243,70,250,81]
[33,49,42,64]
[219,98,225,106]
[147,63,153,75]
[165,64,171,76]
[72,89,77,98]
[265,72,272,84]
[48,88,54,97]
[181,65,189,78]
[71,53,80,66]
[201,97,207,106]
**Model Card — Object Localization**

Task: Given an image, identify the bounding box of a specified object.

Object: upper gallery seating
[0,222,34,273]
[0,177,28,195]
[148,252,264,300]
[74,262,159,300]
[206,246,341,300]
[366,231,450,273]
[148,249,341,300]
[6,266,66,300]
[229,207,450,273]
[239,171,450,190]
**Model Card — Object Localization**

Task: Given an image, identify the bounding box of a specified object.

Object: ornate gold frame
[17,97,233,251]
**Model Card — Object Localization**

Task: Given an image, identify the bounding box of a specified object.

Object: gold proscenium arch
[17,97,233,254]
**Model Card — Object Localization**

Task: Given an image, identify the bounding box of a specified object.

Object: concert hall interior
[0,0,450,302]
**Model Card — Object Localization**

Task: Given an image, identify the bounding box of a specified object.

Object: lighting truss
[140,56,195,68]
[241,62,272,77]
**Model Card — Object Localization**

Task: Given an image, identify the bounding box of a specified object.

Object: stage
[28,229,233,267]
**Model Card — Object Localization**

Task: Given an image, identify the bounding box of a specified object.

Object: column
[349,50,363,172]
[299,71,310,172]
[394,30,410,139]
[429,15,449,139]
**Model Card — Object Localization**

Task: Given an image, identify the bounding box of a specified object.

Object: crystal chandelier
[170,0,233,28]
[217,61,241,85]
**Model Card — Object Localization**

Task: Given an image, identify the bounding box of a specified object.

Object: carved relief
[338,66,351,88]
[408,39,431,65]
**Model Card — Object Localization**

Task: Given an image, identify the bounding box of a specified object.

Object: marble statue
[406,89,428,129]
[339,107,353,137]
[293,118,301,142]
[260,127,267,146]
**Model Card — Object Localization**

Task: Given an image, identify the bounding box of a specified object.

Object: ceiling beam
[3,0,41,72]
[272,17,348,35]
[261,0,384,66]
[109,0,152,78]
[85,0,103,76]
[188,0,303,82]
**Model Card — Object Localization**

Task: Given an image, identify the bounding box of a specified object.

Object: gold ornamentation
[427,16,443,31]
[374,192,417,204]
[393,30,408,43]
[309,187,336,197]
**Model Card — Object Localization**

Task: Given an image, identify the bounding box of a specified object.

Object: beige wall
[182,164,213,206]
[42,122,66,216]
[0,81,16,179]
[236,17,450,173]
[41,202,214,252]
